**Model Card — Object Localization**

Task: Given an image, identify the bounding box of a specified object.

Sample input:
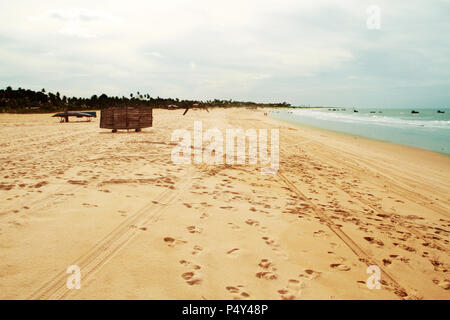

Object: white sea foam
[290,110,450,129]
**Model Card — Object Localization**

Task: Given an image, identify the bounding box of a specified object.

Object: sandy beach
[0,108,449,300]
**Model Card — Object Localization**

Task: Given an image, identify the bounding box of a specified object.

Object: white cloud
[148,52,162,58]
[0,0,449,107]
[46,7,120,23]
[28,7,122,38]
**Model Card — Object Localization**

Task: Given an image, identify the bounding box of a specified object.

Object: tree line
[0,86,291,113]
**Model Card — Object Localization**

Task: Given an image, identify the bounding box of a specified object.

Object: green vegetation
[0,86,291,113]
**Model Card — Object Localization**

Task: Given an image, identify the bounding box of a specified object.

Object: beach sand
[0,108,449,300]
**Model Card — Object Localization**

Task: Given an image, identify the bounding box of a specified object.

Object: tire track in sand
[0,183,84,223]
[28,168,195,300]
[277,171,415,299]
[291,144,450,254]
[305,141,450,216]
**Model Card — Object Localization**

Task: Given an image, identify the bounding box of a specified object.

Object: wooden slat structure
[100,106,153,132]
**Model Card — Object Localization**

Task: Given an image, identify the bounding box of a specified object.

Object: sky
[0,0,449,107]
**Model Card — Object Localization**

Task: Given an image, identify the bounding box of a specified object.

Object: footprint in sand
[181,272,194,280]
[278,269,322,299]
[181,271,202,286]
[83,203,98,208]
[393,243,416,253]
[330,242,339,249]
[192,245,203,255]
[226,285,251,300]
[256,272,278,280]
[278,279,303,300]
[299,269,322,280]
[187,226,202,234]
[179,259,202,270]
[163,237,187,247]
[226,248,240,257]
[256,259,278,280]
[246,219,268,233]
[429,259,448,273]
[313,230,329,238]
[245,219,260,227]
[363,236,385,247]
[258,258,276,270]
[228,222,241,230]
[262,236,280,248]
[330,263,351,271]
[432,279,450,290]
[179,259,202,285]
[261,236,289,258]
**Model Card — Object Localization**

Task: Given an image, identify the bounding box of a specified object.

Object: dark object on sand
[437,110,445,113]
[411,110,419,114]
[52,112,96,123]
[183,103,209,116]
[100,106,153,132]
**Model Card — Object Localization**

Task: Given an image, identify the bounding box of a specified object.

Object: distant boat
[354,110,359,113]
[437,110,445,113]
[411,110,419,114]
[370,111,376,114]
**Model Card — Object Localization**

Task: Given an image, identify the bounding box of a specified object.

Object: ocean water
[271,108,450,155]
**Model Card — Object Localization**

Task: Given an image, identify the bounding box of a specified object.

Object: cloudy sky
[1,0,449,107]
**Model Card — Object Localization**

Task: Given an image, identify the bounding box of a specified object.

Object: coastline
[270,110,450,159]
[0,109,448,299]
[270,110,450,156]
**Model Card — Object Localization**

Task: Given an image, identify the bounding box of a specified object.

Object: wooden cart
[100,106,153,132]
